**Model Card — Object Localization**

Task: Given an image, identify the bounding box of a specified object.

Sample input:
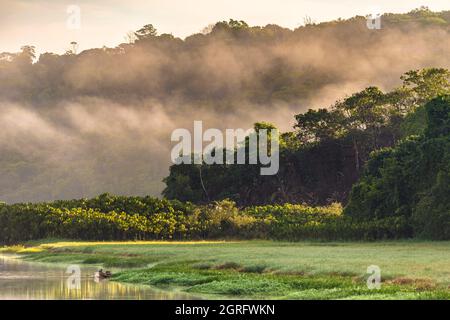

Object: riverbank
[0,253,198,300]
[2,240,450,299]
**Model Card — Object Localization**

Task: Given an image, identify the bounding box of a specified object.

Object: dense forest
[1,8,450,204]
[345,95,450,239]
[0,8,449,242]
[2,8,449,106]
[164,68,450,205]
[1,94,448,243]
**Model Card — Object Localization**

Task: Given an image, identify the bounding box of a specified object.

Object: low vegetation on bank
[0,196,412,244]
[4,240,449,299]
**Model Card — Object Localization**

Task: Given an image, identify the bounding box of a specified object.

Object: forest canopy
[345,95,450,239]
[0,8,449,204]
[163,68,450,206]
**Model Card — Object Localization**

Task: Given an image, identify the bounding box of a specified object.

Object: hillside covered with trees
[0,8,449,204]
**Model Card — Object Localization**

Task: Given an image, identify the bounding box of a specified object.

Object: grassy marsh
[3,240,450,299]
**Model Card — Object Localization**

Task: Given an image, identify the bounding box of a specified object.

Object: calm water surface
[0,255,198,300]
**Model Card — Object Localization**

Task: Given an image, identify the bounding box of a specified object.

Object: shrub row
[0,194,413,244]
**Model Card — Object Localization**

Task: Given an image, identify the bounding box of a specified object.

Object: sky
[1,0,449,55]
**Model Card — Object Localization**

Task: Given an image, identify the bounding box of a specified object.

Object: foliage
[163,68,450,206]
[134,24,158,40]
[345,96,450,239]
[1,10,450,204]
[294,108,345,143]
[0,194,415,244]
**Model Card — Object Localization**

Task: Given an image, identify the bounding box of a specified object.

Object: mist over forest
[1,8,449,204]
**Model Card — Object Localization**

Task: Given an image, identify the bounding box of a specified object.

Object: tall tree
[134,24,158,40]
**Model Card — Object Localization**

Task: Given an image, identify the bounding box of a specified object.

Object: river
[0,255,198,300]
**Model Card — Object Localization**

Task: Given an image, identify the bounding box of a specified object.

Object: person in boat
[96,269,112,279]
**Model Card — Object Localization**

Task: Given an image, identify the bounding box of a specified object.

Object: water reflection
[0,255,197,300]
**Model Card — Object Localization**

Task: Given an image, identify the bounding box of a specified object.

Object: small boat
[94,269,112,280]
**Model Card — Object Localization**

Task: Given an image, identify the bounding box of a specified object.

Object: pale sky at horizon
[1,0,449,55]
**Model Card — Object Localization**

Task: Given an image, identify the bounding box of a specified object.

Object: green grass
[7,240,450,299]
